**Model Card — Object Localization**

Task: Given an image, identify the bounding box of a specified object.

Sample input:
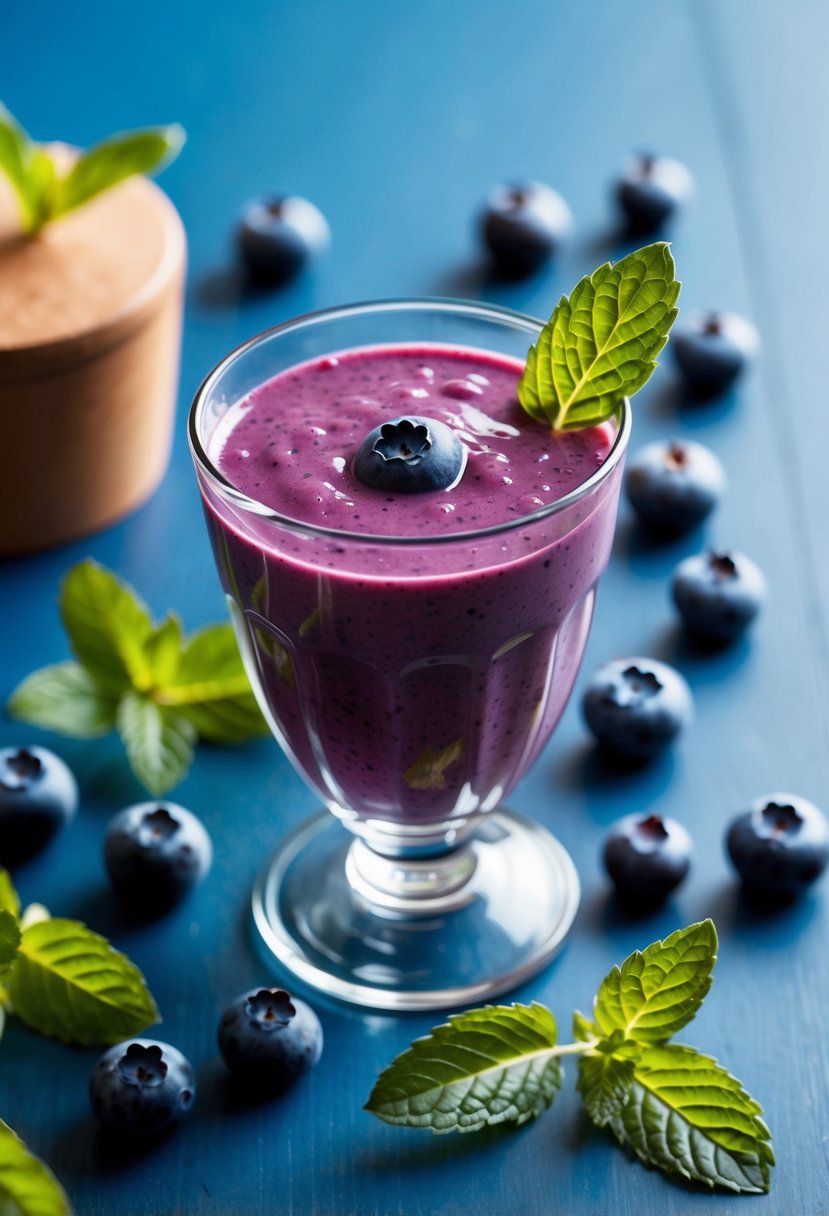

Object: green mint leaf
[0,1118,71,1216]
[7,917,159,1046]
[158,624,268,744]
[51,124,184,219]
[366,1003,564,1133]
[0,104,39,231]
[143,614,183,688]
[609,1043,774,1194]
[60,560,154,694]
[517,242,680,431]
[0,870,20,920]
[0,911,21,972]
[577,1051,636,1128]
[116,691,196,795]
[7,661,119,738]
[593,919,717,1045]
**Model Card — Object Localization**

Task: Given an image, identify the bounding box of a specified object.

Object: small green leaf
[7,661,119,738]
[577,1051,635,1128]
[59,560,154,693]
[593,919,717,1045]
[116,692,196,796]
[366,1003,563,1134]
[51,124,184,219]
[0,104,38,231]
[0,870,20,920]
[0,1118,71,1216]
[158,624,267,744]
[517,242,680,430]
[404,738,465,790]
[572,1009,598,1042]
[7,917,159,1047]
[609,1043,774,1194]
[0,911,21,972]
[143,614,182,688]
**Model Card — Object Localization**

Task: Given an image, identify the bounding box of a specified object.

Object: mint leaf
[7,917,159,1046]
[593,919,717,1044]
[0,870,20,920]
[0,104,38,231]
[159,624,267,744]
[0,1118,71,1216]
[577,1051,635,1128]
[116,692,196,796]
[7,661,119,738]
[51,124,184,219]
[143,614,182,687]
[0,911,20,972]
[517,242,680,430]
[365,1003,565,1133]
[60,560,154,693]
[609,1043,774,1194]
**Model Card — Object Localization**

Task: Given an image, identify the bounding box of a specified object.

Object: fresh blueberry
[354,415,467,494]
[90,1039,195,1135]
[672,311,760,394]
[726,794,829,898]
[625,439,726,535]
[218,987,323,1087]
[237,195,330,283]
[104,801,212,911]
[672,550,766,643]
[582,656,693,761]
[0,746,78,866]
[615,153,694,233]
[479,181,572,277]
[603,813,692,906]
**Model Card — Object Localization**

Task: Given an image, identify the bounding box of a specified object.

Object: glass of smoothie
[189,300,630,1010]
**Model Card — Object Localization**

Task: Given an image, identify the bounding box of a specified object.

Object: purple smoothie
[198,344,623,844]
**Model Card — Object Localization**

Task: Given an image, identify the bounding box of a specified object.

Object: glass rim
[188,297,632,547]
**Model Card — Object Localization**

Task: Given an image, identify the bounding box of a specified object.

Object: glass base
[251,808,580,1011]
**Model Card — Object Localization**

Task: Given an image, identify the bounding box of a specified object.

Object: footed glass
[189,301,629,1010]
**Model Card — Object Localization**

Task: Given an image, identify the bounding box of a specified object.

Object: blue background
[2,1,828,1213]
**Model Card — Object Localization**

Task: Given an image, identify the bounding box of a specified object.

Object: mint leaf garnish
[517,242,680,431]
[6,917,159,1047]
[366,1003,566,1133]
[7,560,266,794]
[0,103,183,235]
[0,1119,70,1216]
[0,871,20,920]
[610,1044,774,1194]
[0,912,20,973]
[367,921,774,1194]
[592,919,717,1044]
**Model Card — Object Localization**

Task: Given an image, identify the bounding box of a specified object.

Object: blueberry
[0,746,78,866]
[479,181,572,277]
[603,813,692,906]
[354,415,466,493]
[672,550,766,643]
[104,801,212,911]
[615,153,694,233]
[726,794,829,898]
[237,196,330,283]
[582,656,693,761]
[625,439,726,535]
[672,311,760,394]
[218,987,323,1087]
[90,1039,195,1135]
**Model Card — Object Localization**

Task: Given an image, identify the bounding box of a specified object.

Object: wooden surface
[1,1,828,1213]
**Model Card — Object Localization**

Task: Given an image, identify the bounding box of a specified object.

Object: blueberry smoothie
[197,343,624,849]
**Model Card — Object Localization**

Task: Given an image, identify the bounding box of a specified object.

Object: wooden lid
[0,145,186,375]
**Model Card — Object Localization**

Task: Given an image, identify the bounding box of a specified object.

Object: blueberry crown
[246,988,296,1028]
[375,419,431,464]
[1,748,42,790]
[119,1043,168,1086]
[138,807,180,845]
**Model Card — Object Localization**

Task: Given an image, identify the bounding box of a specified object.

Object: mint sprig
[0,102,183,236]
[366,921,774,1194]
[6,559,268,795]
[517,242,680,430]
[0,1119,70,1216]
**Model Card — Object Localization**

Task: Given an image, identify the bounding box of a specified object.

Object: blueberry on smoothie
[0,746,78,866]
[672,550,766,642]
[726,794,829,898]
[615,153,693,233]
[354,416,466,493]
[582,656,693,761]
[237,195,330,283]
[603,813,692,906]
[104,801,212,911]
[625,438,726,535]
[90,1040,195,1135]
[479,181,573,276]
[218,987,323,1086]
[672,311,760,394]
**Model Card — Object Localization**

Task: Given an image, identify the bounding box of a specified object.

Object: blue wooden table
[2,2,828,1212]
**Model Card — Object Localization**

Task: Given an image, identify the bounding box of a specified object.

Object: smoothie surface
[212,344,613,537]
